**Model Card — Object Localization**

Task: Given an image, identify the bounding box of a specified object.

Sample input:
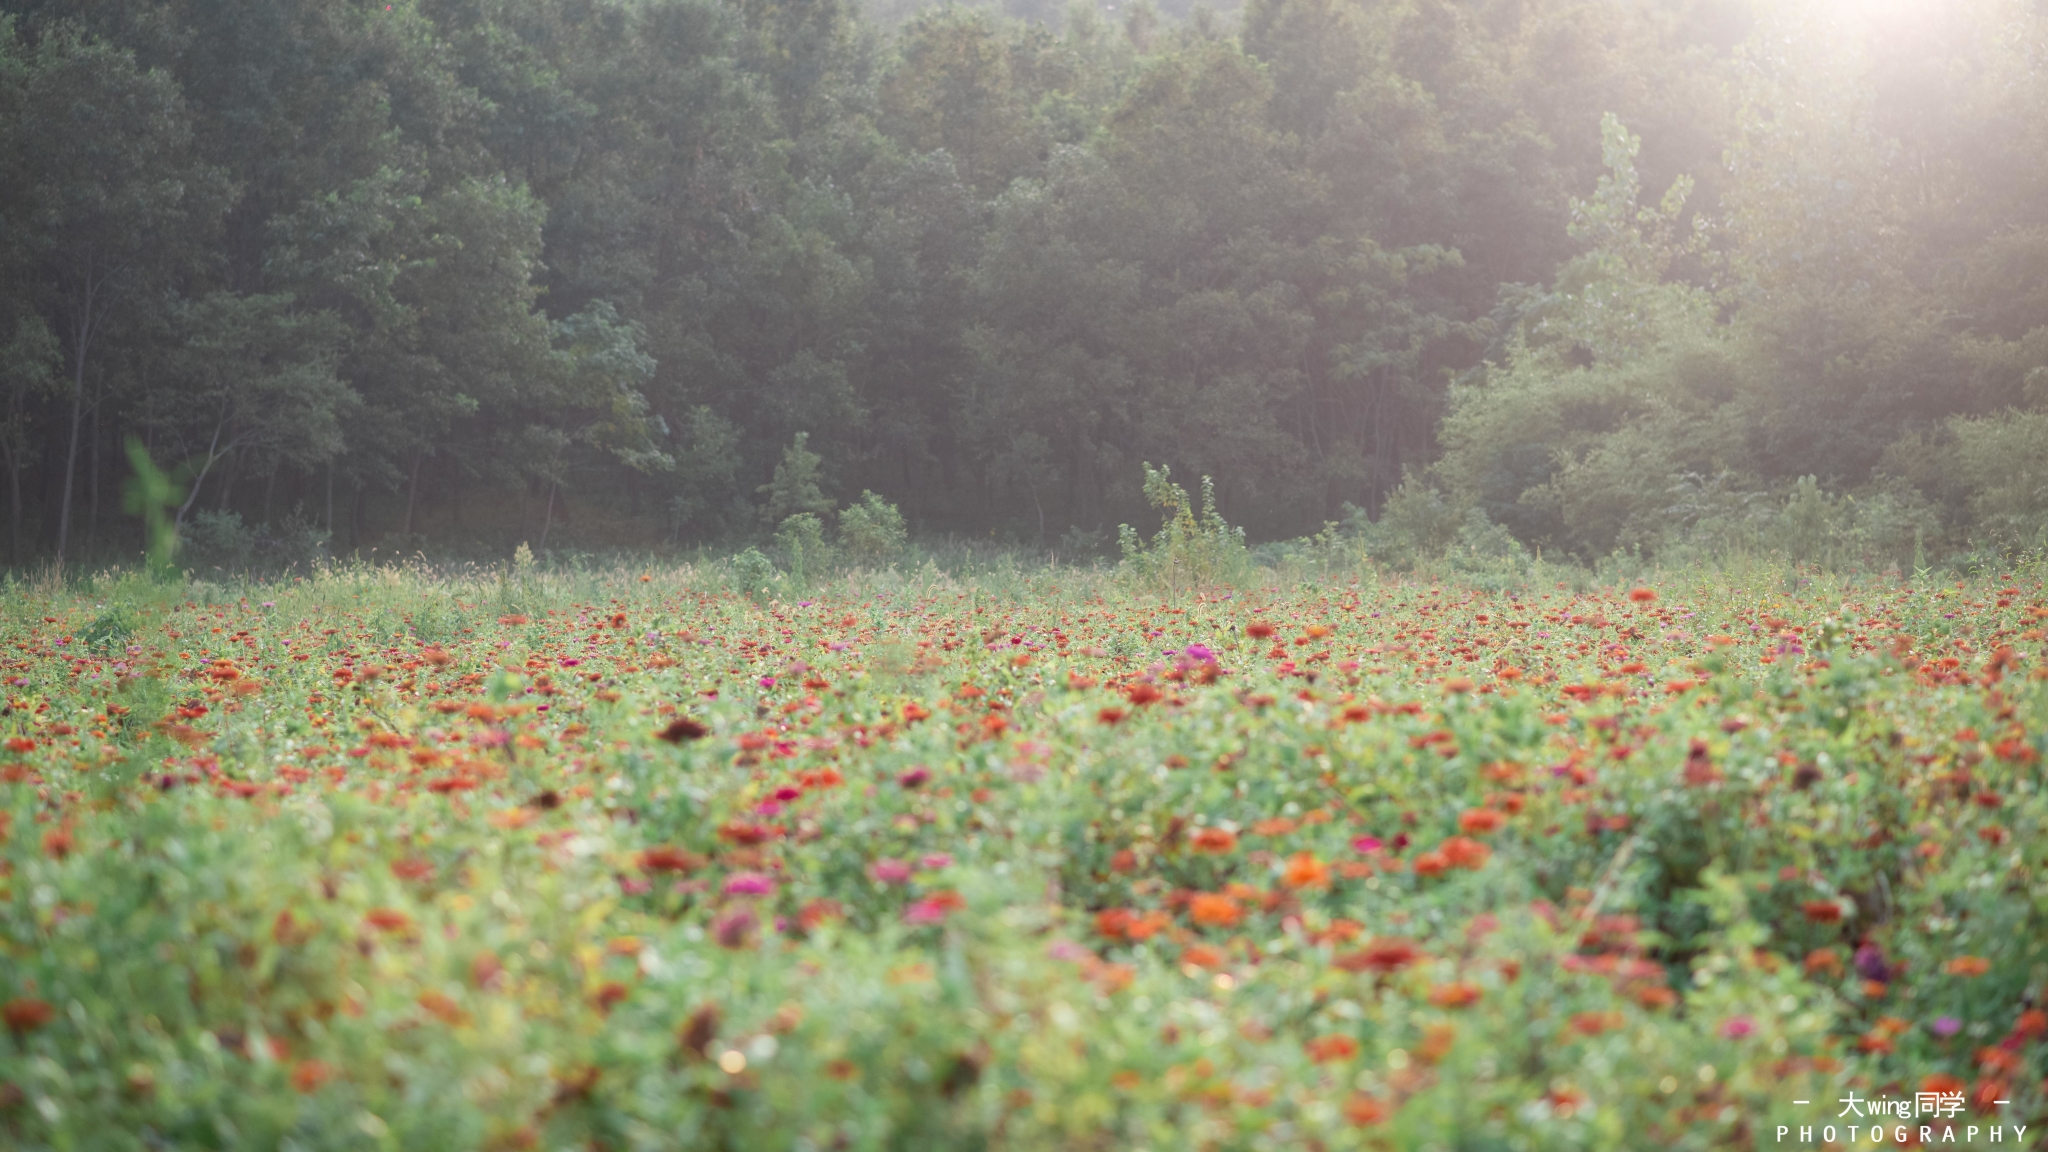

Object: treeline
[0,0,2043,571]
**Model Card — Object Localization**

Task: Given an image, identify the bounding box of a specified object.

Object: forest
[1,0,2045,572]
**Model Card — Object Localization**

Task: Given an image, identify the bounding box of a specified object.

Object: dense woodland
[0,0,2044,570]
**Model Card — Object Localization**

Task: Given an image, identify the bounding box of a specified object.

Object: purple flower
[713,907,757,949]
[724,871,776,897]
[1183,643,1215,663]
[1855,942,1893,983]
[1931,1016,1963,1037]
[869,858,914,884]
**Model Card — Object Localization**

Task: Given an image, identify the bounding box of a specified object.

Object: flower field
[2,564,2045,1150]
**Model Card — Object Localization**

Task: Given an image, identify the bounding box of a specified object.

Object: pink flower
[1352,837,1383,854]
[713,907,756,948]
[919,853,953,870]
[724,872,776,897]
[1718,1016,1756,1039]
[903,898,952,925]
[869,859,913,884]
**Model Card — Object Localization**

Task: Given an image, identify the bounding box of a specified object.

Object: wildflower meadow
[1,556,2044,1151]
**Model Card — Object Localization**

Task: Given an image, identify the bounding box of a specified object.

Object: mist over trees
[1,0,2043,569]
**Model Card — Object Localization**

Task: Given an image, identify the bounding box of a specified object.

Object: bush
[1116,464,1251,593]
[837,491,907,564]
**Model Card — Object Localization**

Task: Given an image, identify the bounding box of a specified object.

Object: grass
[0,556,2044,1150]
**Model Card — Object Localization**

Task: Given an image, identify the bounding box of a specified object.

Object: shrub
[1116,464,1251,593]
[837,491,907,564]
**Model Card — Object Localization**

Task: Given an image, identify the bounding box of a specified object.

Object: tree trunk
[325,464,335,536]
[54,349,86,568]
[402,449,424,539]
[449,456,463,532]
[87,401,102,553]
[538,481,557,552]
[5,454,20,570]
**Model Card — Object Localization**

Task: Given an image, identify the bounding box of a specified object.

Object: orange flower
[1628,587,1657,602]
[1457,808,1507,835]
[1416,1023,1457,1064]
[1182,943,1227,969]
[1189,893,1242,927]
[1943,956,1992,977]
[1190,827,1238,854]
[1343,1094,1389,1125]
[1282,852,1331,889]
[290,1059,335,1093]
[1427,982,1482,1008]
[418,990,468,1025]
[1305,1034,1360,1063]
[1568,1011,1623,1037]
[639,846,702,873]
[1412,849,1449,877]
[1803,948,1843,977]
[363,908,414,934]
[2013,1009,2048,1040]
[1246,622,1276,639]
[1440,836,1491,870]
[1634,985,1679,1010]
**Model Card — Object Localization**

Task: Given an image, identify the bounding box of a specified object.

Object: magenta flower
[1352,836,1383,854]
[903,898,952,925]
[869,858,913,884]
[1718,1016,1756,1039]
[1930,1016,1962,1037]
[759,675,776,689]
[713,907,756,949]
[724,871,776,897]
[898,765,932,789]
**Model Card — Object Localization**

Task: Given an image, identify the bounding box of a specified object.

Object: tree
[9,18,227,564]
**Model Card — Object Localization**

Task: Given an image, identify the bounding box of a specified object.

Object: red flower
[1801,900,1844,923]
[3,998,54,1034]
[1305,1034,1360,1063]
[1457,809,1507,835]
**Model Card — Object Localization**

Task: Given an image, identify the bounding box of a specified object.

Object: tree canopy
[1,0,2043,567]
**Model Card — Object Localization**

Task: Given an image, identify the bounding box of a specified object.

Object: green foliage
[120,438,184,578]
[759,433,833,527]
[0,0,2044,570]
[729,545,782,599]
[1116,463,1251,592]
[836,490,907,564]
[774,512,830,586]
